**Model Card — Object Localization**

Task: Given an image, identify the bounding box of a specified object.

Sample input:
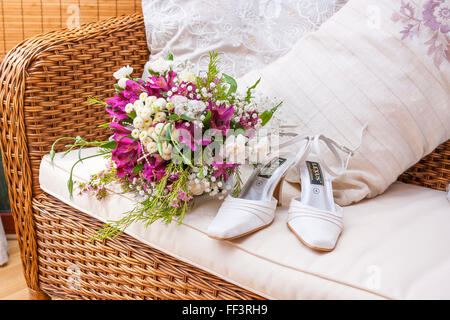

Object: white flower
[131,129,140,139]
[179,70,196,83]
[154,122,169,137]
[133,117,144,129]
[147,57,171,74]
[144,119,153,127]
[134,99,144,110]
[140,109,151,120]
[113,65,133,80]
[188,180,205,196]
[145,96,157,106]
[117,78,128,88]
[139,92,148,101]
[161,152,172,161]
[139,131,148,141]
[187,100,207,114]
[171,128,180,140]
[146,141,157,154]
[170,95,188,106]
[125,103,134,113]
[154,98,167,109]
[162,142,173,155]
[154,112,166,122]
[141,136,151,146]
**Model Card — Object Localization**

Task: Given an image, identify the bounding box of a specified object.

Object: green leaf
[132,163,145,174]
[98,123,110,128]
[245,78,261,102]
[168,114,180,121]
[180,114,196,122]
[114,84,124,92]
[197,166,206,179]
[78,145,84,161]
[87,96,107,106]
[222,73,237,95]
[49,149,56,161]
[167,53,174,61]
[202,110,211,128]
[68,176,74,197]
[156,128,164,157]
[260,101,283,126]
[127,111,137,120]
[101,141,118,149]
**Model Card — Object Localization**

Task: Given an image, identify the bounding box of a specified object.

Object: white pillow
[238,0,450,205]
[142,0,348,77]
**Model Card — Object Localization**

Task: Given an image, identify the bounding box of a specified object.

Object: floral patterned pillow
[392,0,449,69]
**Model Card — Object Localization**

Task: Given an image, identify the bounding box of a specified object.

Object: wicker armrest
[0,13,149,293]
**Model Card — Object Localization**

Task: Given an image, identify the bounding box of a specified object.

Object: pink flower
[106,80,145,120]
[423,0,450,33]
[239,110,259,130]
[147,70,177,91]
[110,122,141,178]
[210,103,234,135]
[142,154,167,182]
[212,162,239,182]
[175,121,212,151]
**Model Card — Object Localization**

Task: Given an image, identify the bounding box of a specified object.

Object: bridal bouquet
[50,52,281,239]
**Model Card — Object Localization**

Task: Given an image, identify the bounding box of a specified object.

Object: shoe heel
[274,178,284,206]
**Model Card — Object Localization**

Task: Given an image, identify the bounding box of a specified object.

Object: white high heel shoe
[207,133,311,240]
[287,128,367,252]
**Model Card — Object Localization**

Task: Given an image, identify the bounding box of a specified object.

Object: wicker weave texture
[32,193,263,300]
[0,13,148,296]
[0,0,142,57]
[0,12,448,300]
[398,140,450,191]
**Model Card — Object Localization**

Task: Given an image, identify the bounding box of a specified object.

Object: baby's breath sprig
[92,163,193,240]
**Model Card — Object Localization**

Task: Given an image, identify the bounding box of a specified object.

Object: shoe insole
[299,159,335,212]
[240,156,293,201]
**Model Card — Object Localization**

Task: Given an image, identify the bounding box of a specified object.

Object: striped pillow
[238,0,450,205]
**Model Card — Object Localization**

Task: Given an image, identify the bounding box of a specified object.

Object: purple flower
[110,122,141,178]
[177,190,193,203]
[239,110,259,130]
[211,162,239,182]
[142,154,167,182]
[210,103,234,135]
[106,80,144,120]
[175,121,212,151]
[146,70,177,91]
[423,0,450,33]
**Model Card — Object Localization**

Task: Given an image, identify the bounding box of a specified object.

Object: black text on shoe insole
[258,157,287,178]
[306,161,324,186]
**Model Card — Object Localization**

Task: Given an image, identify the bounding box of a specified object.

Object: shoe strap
[288,199,343,229]
[311,123,368,177]
[220,195,277,225]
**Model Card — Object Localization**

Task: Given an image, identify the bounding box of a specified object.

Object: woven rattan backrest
[23,16,148,195]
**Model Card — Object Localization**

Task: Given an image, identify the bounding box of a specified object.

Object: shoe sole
[208,219,274,241]
[287,222,335,252]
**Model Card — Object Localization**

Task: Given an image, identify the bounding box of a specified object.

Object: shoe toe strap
[219,196,277,225]
[288,201,343,229]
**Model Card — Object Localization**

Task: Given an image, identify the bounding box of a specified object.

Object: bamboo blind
[0,0,142,57]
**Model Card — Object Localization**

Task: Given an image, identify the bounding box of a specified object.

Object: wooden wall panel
[0,0,143,57]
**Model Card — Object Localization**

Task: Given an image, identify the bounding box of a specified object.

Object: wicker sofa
[0,14,449,300]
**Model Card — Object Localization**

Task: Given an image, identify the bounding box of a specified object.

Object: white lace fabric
[142,0,348,78]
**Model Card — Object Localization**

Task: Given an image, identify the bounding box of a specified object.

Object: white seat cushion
[39,148,450,299]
